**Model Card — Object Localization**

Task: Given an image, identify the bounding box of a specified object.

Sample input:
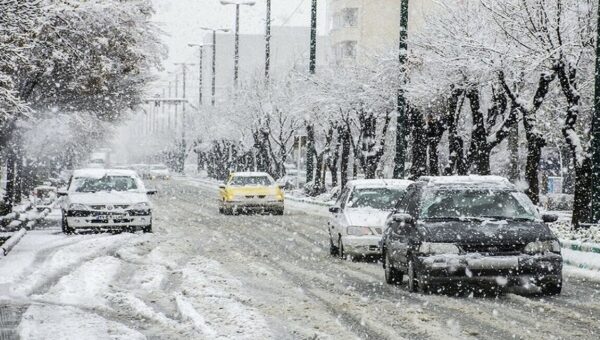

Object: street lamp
[265,0,271,80]
[309,0,317,75]
[188,43,213,106]
[200,27,230,106]
[219,0,256,88]
[174,62,196,173]
[592,1,600,224]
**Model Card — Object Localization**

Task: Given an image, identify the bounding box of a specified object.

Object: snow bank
[19,305,145,340]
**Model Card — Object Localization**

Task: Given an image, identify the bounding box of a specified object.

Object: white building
[326,0,436,63]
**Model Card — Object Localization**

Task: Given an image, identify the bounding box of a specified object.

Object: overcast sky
[152,0,328,75]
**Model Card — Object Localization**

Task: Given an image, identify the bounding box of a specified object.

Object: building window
[333,8,358,30]
[335,40,357,61]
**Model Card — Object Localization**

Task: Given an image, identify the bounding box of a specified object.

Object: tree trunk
[466,88,491,175]
[306,124,315,184]
[573,158,593,227]
[340,126,351,189]
[508,123,520,182]
[445,88,467,175]
[2,148,17,213]
[525,138,544,205]
[409,108,427,180]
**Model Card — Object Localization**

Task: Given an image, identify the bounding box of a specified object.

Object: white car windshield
[346,188,407,210]
[229,176,273,186]
[420,189,539,221]
[71,176,138,193]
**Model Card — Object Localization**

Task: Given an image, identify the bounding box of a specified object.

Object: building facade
[327,0,436,64]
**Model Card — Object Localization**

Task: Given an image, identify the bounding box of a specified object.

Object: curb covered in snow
[284,195,333,207]
[560,240,600,255]
[1,228,27,257]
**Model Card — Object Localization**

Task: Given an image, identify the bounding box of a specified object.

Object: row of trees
[0,0,164,212]
[192,0,594,227]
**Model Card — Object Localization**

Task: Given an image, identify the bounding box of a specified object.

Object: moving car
[219,172,284,215]
[59,169,156,234]
[381,176,562,295]
[149,164,171,180]
[328,179,412,259]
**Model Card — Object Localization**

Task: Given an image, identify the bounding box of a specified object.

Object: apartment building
[327,0,436,63]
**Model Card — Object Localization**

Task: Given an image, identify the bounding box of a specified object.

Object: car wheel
[408,260,419,292]
[540,280,562,296]
[384,251,403,285]
[329,237,339,256]
[61,213,73,234]
[142,224,153,233]
[275,208,284,216]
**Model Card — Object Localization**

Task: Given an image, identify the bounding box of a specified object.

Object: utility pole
[309,0,317,74]
[167,81,172,130]
[220,1,255,88]
[592,1,600,223]
[265,0,271,80]
[201,27,230,106]
[189,43,212,106]
[174,62,196,173]
[393,0,409,179]
[174,73,179,132]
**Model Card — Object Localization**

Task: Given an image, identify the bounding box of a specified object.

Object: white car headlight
[347,226,373,236]
[69,203,88,211]
[130,202,150,210]
[524,240,561,254]
[419,242,460,255]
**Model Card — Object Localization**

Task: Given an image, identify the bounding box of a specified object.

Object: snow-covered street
[0,178,598,339]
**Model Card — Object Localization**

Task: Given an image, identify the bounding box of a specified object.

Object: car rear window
[230,176,273,186]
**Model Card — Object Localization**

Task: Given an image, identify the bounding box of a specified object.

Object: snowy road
[1,178,600,339]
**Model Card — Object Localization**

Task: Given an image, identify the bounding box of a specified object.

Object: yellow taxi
[219,172,285,215]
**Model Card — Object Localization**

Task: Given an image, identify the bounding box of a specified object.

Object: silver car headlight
[347,226,373,236]
[524,240,561,254]
[69,203,89,211]
[419,242,460,255]
[130,202,150,210]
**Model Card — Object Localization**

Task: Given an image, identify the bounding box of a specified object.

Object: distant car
[219,172,284,215]
[381,176,562,295]
[59,169,156,234]
[328,179,413,259]
[32,185,57,211]
[86,158,105,169]
[149,164,171,180]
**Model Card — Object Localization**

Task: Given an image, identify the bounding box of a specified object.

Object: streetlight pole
[220,1,255,88]
[265,0,271,80]
[393,0,409,179]
[174,62,196,173]
[309,0,317,75]
[591,1,600,223]
[188,43,213,106]
[201,27,230,106]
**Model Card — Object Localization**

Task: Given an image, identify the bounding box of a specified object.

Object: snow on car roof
[348,179,413,189]
[419,176,516,189]
[72,168,138,178]
[231,172,271,177]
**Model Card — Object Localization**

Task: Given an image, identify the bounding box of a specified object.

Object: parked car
[328,179,413,259]
[381,176,562,295]
[59,169,156,234]
[131,164,151,179]
[219,172,284,215]
[32,185,57,211]
[149,164,171,180]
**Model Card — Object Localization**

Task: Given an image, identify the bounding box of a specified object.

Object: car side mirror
[329,206,341,214]
[219,184,226,190]
[146,189,157,195]
[542,214,558,223]
[57,190,68,197]
[392,213,414,225]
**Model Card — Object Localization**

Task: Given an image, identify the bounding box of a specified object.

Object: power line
[280,0,307,27]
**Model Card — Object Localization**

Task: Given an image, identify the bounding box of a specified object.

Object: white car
[328,179,413,258]
[59,169,156,234]
[149,164,171,179]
